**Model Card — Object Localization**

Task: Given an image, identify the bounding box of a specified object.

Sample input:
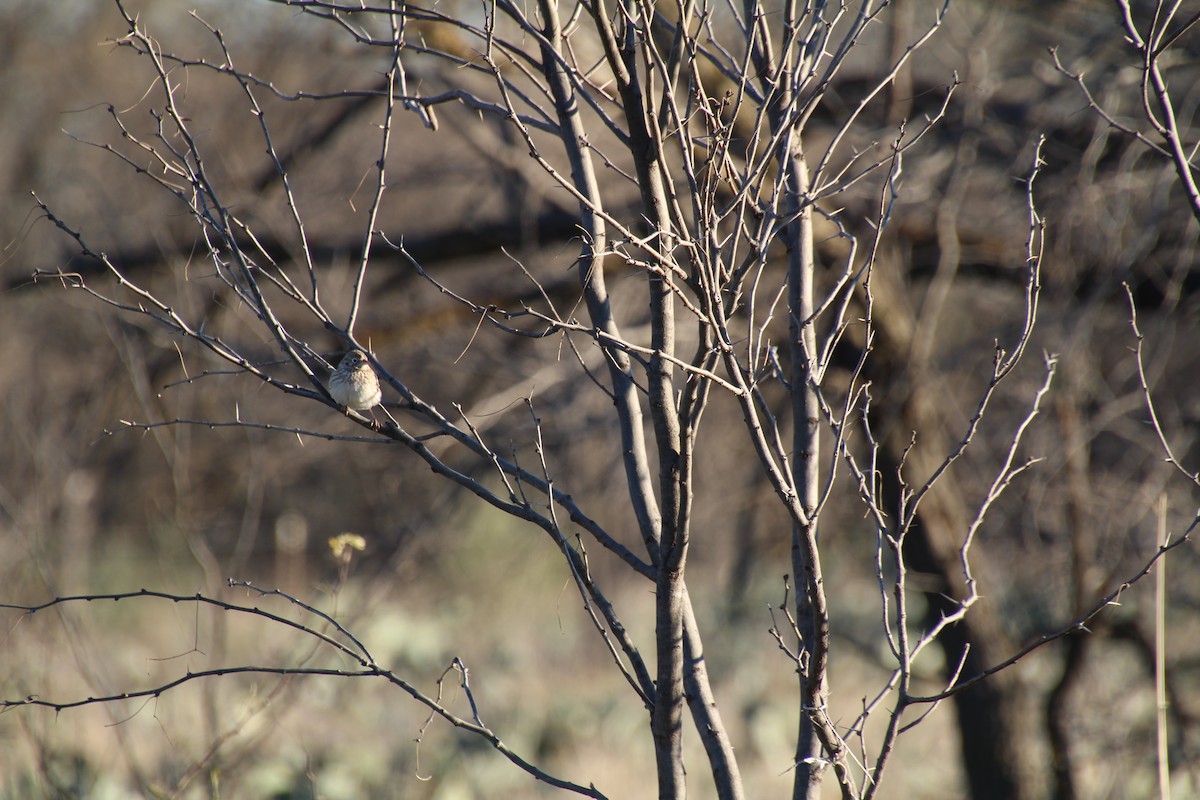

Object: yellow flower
[328,533,367,561]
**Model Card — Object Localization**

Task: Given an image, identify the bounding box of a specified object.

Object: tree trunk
[865,255,1039,800]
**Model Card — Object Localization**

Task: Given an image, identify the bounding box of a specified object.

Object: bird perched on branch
[329,350,382,425]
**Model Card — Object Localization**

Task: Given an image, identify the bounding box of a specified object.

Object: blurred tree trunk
[865,252,1040,800]
[897,504,1034,800]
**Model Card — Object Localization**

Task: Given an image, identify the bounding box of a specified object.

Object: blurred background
[1,0,1198,797]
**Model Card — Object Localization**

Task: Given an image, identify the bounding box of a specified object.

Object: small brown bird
[328,350,382,424]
